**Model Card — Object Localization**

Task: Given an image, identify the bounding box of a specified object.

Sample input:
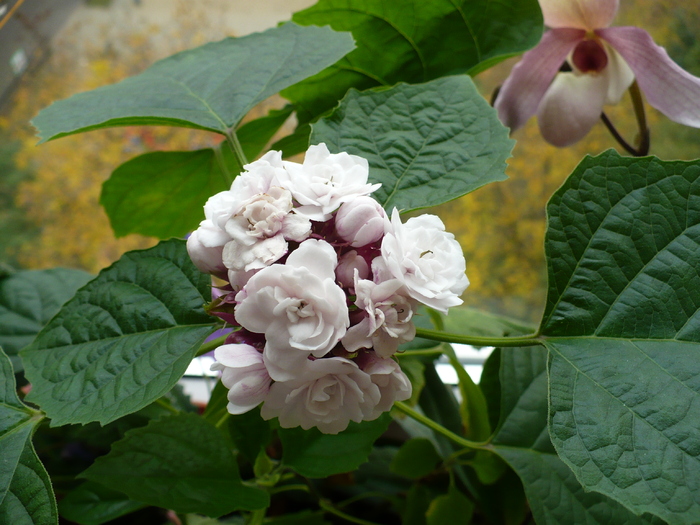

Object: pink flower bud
[335,196,385,247]
[335,250,369,289]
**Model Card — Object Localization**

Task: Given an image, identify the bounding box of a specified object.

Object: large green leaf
[279,413,391,477]
[311,76,513,211]
[58,482,145,525]
[491,347,656,525]
[0,268,91,373]
[82,413,269,517]
[286,0,543,122]
[21,239,215,426]
[540,152,700,523]
[101,146,233,239]
[32,23,355,142]
[0,348,57,525]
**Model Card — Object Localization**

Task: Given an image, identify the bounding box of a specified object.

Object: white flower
[234,239,349,381]
[260,357,380,434]
[342,274,416,358]
[358,352,412,418]
[283,143,381,221]
[335,196,385,247]
[335,250,369,289]
[222,186,310,272]
[380,209,469,313]
[211,344,271,415]
[187,151,294,276]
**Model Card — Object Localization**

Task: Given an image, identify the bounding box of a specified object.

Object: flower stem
[269,484,311,495]
[318,499,383,525]
[394,401,485,450]
[226,128,249,170]
[154,398,180,415]
[414,327,542,348]
[195,333,229,357]
[600,80,650,157]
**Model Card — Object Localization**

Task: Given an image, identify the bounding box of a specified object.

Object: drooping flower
[234,239,349,381]
[356,352,412,417]
[210,344,271,414]
[342,272,416,358]
[495,0,700,146]
[380,209,469,314]
[260,356,380,434]
[283,143,381,221]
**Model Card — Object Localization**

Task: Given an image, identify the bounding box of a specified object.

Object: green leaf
[396,355,426,406]
[492,347,655,525]
[0,348,57,525]
[478,348,501,433]
[311,76,513,212]
[203,381,272,462]
[390,438,441,479]
[263,510,330,525]
[286,0,543,122]
[58,482,145,525]
[439,306,536,339]
[0,268,91,373]
[444,345,490,441]
[32,23,355,141]
[425,484,474,525]
[269,124,311,158]
[82,413,269,517]
[540,152,700,523]
[21,239,215,426]
[279,413,391,477]
[101,146,232,239]
[239,105,295,161]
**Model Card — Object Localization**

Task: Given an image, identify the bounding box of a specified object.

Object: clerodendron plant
[3,1,700,524]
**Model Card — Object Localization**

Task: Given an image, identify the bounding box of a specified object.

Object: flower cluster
[188,143,469,434]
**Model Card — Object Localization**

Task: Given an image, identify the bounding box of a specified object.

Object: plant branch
[226,128,249,170]
[394,401,485,450]
[154,398,180,415]
[319,499,383,525]
[600,80,650,157]
[414,327,542,348]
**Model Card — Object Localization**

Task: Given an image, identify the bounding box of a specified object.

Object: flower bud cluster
[188,143,469,434]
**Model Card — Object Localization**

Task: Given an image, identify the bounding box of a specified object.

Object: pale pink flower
[342,273,417,358]
[211,344,271,415]
[380,209,469,314]
[495,0,700,146]
[260,356,380,434]
[335,250,370,289]
[335,196,385,247]
[283,143,381,221]
[234,239,349,381]
[357,352,412,418]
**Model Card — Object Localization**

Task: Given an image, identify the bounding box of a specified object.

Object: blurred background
[2,0,700,327]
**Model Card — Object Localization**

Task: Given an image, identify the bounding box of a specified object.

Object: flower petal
[537,72,607,147]
[539,0,619,30]
[495,28,585,132]
[601,42,635,104]
[598,26,700,127]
